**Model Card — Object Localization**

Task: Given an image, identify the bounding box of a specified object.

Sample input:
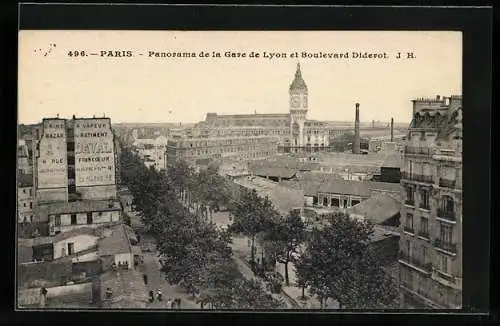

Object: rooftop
[233,176,304,215]
[53,227,98,243]
[252,166,298,179]
[97,224,132,257]
[347,194,401,225]
[382,153,404,169]
[368,226,400,243]
[44,200,121,215]
[318,179,371,197]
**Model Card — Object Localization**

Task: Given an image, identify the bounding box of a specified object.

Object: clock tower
[289,63,308,152]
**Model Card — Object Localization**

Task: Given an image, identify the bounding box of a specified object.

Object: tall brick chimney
[390,117,394,142]
[353,103,361,154]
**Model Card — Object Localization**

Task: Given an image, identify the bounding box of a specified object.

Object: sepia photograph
[17,29,463,311]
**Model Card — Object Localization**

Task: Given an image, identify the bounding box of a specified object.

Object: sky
[19,31,462,125]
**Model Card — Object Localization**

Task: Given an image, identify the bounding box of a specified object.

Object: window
[421,246,428,263]
[71,214,77,225]
[23,203,26,207]
[420,217,429,237]
[87,212,93,224]
[440,223,453,244]
[29,189,32,196]
[405,187,415,205]
[441,196,454,212]
[55,215,61,226]
[406,239,412,257]
[440,255,449,274]
[29,202,33,209]
[23,189,26,194]
[405,213,414,231]
[420,189,429,209]
[30,215,33,223]
[67,243,74,255]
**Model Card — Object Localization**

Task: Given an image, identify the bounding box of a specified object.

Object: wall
[370,235,400,266]
[18,260,72,289]
[55,210,121,229]
[18,282,92,307]
[53,234,99,260]
[36,119,68,190]
[74,118,116,189]
[78,184,118,201]
[36,188,68,204]
[18,186,34,223]
[380,167,401,183]
[72,251,99,263]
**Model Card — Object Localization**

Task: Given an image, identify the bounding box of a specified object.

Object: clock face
[291,96,300,108]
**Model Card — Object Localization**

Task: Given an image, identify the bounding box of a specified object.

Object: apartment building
[399,95,462,309]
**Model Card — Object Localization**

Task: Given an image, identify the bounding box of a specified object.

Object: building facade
[35,117,118,204]
[399,95,462,309]
[194,63,331,153]
[18,174,35,223]
[166,135,279,169]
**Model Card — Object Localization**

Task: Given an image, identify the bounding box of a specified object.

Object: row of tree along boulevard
[119,144,398,309]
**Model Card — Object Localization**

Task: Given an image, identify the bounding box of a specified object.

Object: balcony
[437,208,456,221]
[439,178,456,189]
[399,251,433,273]
[433,239,457,254]
[404,146,432,157]
[402,172,433,183]
[403,226,415,234]
[419,203,430,210]
[404,199,415,206]
[436,270,456,283]
[417,230,430,239]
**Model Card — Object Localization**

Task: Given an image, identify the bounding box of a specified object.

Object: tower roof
[289,63,308,93]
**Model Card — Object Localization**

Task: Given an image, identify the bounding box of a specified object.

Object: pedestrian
[156,289,162,301]
[170,299,175,309]
[166,298,172,308]
[149,290,155,303]
[40,287,47,298]
[176,298,181,308]
[143,273,148,285]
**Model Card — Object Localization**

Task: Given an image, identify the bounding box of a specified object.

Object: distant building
[18,174,35,223]
[45,200,122,235]
[18,140,32,174]
[194,64,331,153]
[166,135,279,170]
[399,95,462,309]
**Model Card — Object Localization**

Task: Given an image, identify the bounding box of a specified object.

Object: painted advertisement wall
[36,119,68,189]
[74,119,116,187]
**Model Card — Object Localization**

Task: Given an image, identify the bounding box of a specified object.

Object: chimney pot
[436,95,440,100]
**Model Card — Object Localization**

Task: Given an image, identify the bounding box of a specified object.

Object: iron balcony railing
[403,226,415,234]
[402,172,433,183]
[404,146,432,156]
[436,270,456,282]
[437,208,456,221]
[404,199,415,206]
[433,238,457,254]
[439,178,456,189]
[399,251,432,272]
[417,230,430,239]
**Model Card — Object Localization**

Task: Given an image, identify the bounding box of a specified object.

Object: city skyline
[19,31,462,125]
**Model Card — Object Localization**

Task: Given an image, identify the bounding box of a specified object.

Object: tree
[263,209,307,285]
[229,189,279,264]
[302,212,396,309]
[293,252,314,300]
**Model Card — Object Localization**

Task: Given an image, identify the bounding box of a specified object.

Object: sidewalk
[136,235,199,309]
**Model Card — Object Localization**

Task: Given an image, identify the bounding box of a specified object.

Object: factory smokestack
[390,117,394,142]
[353,103,361,154]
